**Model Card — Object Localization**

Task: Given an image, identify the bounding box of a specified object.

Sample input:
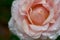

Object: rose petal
[49,19,55,23]
[22,19,42,39]
[29,23,49,31]
[48,16,60,31]
[43,9,54,25]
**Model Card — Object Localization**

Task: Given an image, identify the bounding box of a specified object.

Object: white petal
[29,24,49,31]
[42,32,58,40]
[22,19,42,39]
[48,16,60,31]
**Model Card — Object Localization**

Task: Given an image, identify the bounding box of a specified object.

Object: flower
[8,0,60,40]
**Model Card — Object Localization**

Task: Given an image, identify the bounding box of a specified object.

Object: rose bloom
[8,0,60,40]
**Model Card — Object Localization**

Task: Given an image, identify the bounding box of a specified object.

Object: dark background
[0,0,60,40]
[0,0,20,40]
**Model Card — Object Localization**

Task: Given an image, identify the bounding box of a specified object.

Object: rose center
[30,6,49,26]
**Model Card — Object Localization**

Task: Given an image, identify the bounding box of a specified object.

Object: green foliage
[56,36,60,40]
[9,33,20,40]
[0,0,13,23]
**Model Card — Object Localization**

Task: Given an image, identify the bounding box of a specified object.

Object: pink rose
[9,0,60,40]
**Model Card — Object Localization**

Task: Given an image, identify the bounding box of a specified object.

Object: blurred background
[0,0,60,40]
[0,0,20,40]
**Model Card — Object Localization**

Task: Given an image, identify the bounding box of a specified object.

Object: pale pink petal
[22,19,42,39]
[43,9,54,24]
[29,24,49,31]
